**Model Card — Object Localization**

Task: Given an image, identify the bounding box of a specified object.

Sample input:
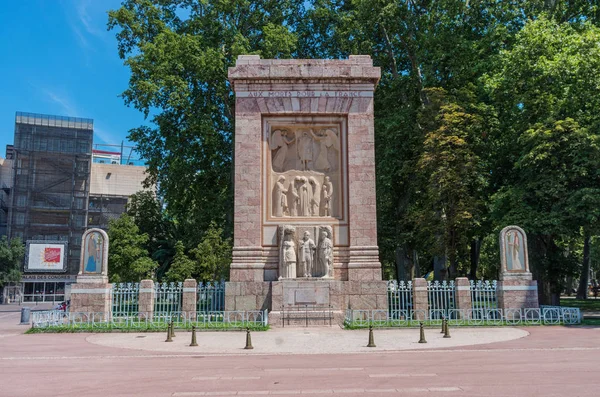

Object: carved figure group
[273,175,333,218]
[270,127,340,172]
[278,226,334,279]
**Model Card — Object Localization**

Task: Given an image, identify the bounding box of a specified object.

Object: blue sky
[0,0,147,154]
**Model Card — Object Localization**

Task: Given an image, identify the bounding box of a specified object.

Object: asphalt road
[1,311,599,397]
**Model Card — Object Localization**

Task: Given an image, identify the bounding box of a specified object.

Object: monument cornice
[228,55,381,87]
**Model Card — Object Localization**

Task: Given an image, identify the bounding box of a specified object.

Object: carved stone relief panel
[268,122,343,220]
[278,224,334,279]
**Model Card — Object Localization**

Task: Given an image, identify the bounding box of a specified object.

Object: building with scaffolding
[1,112,146,303]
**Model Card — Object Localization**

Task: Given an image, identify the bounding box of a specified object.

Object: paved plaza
[1,310,599,396]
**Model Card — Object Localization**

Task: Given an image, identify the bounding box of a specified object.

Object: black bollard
[244,327,254,350]
[418,322,427,344]
[367,324,376,348]
[170,320,176,338]
[165,323,173,342]
[190,325,198,347]
[443,320,451,338]
[440,318,446,334]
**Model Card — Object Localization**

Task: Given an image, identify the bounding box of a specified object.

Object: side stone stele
[69,228,112,318]
[497,225,539,310]
[225,56,386,323]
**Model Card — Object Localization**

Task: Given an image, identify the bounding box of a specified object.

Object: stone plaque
[283,284,330,306]
[295,289,318,305]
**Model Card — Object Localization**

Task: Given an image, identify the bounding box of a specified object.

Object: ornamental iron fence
[428,280,455,319]
[31,309,268,329]
[345,306,582,327]
[154,282,183,313]
[470,280,498,313]
[197,281,225,313]
[387,280,413,319]
[112,282,140,317]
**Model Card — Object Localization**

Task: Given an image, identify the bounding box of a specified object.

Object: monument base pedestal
[225,278,388,327]
[69,275,112,319]
[498,273,539,310]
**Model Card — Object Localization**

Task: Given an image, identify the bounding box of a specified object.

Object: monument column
[226,55,385,315]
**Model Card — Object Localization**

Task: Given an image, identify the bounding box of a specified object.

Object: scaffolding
[88,193,129,229]
[8,112,93,275]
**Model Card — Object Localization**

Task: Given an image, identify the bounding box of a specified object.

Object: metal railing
[428,280,455,319]
[344,306,582,327]
[31,310,268,329]
[197,281,225,313]
[470,280,497,312]
[154,282,183,314]
[112,282,140,317]
[387,280,413,319]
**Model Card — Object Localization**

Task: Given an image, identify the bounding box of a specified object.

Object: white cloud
[93,125,119,144]
[41,89,79,117]
[76,0,105,38]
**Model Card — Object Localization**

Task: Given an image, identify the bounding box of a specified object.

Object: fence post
[455,277,471,319]
[139,279,155,319]
[412,278,428,321]
[182,279,198,319]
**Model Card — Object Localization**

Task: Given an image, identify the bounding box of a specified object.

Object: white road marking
[193,376,261,380]
[172,387,463,395]
[2,346,600,361]
[369,373,437,378]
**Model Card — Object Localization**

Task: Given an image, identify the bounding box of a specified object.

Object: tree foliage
[108,1,600,301]
[0,237,24,287]
[107,214,157,283]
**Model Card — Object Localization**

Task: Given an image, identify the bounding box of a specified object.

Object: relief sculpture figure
[297,130,315,171]
[317,228,334,278]
[299,177,310,216]
[270,129,295,172]
[279,227,297,279]
[322,176,333,217]
[273,176,288,217]
[299,231,316,277]
[308,176,320,216]
[313,129,340,171]
[506,230,523,270]
[289,178,300,216]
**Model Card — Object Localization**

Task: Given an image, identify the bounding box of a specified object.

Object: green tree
[486,18,600,302]
[108,214,158,283]
[414,89,488,279]
[190,222,232,282]
[0,237,24,288]
[108,0,303,243]
[164,241,195,282]
[491,120,600,303]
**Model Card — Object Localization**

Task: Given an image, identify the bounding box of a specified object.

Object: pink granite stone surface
[227,56,383,313]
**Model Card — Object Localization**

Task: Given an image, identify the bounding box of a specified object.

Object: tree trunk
[433,256,446,281]
[576,233,591,300]
[413,250,420,279]
[395,247,407,281]
[469,238,481,280]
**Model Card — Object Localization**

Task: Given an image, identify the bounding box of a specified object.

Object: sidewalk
[86,326,529,355]
[0,303,55,312]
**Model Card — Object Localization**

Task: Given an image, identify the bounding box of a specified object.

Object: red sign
[44,248,61,263]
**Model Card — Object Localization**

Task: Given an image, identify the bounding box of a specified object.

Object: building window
[16,195,27,207]
[15,213,25,225]
[73,214,85,228]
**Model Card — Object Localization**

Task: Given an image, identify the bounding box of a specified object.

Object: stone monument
[497,226,539,310]
[225,55,387,322]
[69,228,112,317]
